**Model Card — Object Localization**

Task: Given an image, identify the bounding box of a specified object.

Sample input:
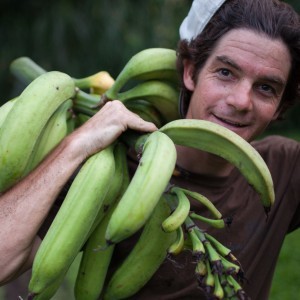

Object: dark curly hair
[177,0,300,119]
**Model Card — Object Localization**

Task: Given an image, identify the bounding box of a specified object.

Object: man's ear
[183,60,196,91]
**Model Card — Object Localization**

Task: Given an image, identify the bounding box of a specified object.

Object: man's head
[177,0,300,120]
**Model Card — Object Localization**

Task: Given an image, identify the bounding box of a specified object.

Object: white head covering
[180,0,227,41]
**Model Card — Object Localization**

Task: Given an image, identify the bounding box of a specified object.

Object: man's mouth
[214,115,248,128]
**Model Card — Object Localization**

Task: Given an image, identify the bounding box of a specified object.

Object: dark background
[1,0,300,133]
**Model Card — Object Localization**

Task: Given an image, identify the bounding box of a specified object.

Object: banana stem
[73,89,105,116]
[10,56,46,84]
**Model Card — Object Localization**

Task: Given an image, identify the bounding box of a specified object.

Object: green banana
[105,131,177,245]
[0,97,17,128]
[162,187,191,233]
[87,142,129,236]
[28,145,115,299]
[117,80,180,122]
[25,99,73,172]
[103,48,179,100]
[103,196,177,300]
[0,71,75,192]
[160,119,275,212]
[190,212,227,229]
[195,259,207,286]
[187,227,205,260]
[124,99,163,128]
[179,187,222,219]
[74,204,117,300]
[213,273,224,299]
[167,225,185,256]
[74,143,130,300]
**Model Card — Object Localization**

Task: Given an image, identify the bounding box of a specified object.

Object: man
[1,0,300,299]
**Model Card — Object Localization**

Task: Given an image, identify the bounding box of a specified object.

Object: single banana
[167,225,185,256]
[103,48,179,100]
[87,142,129,236]
[28,145,115,299]
[189,212,227,229]
[162,187,191,233]
[187,227,205,260]
[179,187,222,219]
[103,196,177,300]
[25,99,73,172]
[73,71,115,94]
[0,71,76,192]
[74,204,117,300]
[124,99,163,128]
[160,119,275,212]
[117,80,180,123]
[74,142,130,300]
[213,273,224,299]
[195,259,207,286]
[105,131,177,245]
[0,97,17,128]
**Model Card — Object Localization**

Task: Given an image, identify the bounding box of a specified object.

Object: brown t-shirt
[39,135,300,300]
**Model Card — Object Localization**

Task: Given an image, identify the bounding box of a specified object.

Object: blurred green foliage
[1,0,191,102]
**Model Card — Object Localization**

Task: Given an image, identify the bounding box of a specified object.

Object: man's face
[183,28,291,142]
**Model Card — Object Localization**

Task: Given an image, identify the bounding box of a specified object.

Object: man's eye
[218,68,231,77]
[260,84,275,94]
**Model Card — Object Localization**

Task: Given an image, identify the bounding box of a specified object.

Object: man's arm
[0,101,157,284]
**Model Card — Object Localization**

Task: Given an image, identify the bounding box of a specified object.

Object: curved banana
[160,119,275,212]
[25,99,73,172]
[103,48,179,100]
[0,71,75,192]
[124,99,163,128]
[74,204,117,300]
[28,145,115,298]
[179,187,222,219]
[74,143,130,300]
[0,97,17,128]
[117,80,180,122]
[167,225,185,256]
[103,196,177,300]
[189,212,226,229]
[105,131,177,245]
[162,187,191,233]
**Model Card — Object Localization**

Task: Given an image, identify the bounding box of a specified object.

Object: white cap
[180,0,227,41]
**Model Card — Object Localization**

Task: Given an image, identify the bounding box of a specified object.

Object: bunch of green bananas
[0,47,275,300]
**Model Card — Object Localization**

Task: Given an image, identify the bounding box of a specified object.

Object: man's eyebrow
[216,55,242,71]
[216,55,286,87]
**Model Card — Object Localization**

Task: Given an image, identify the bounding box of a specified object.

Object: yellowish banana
[105,131,177,245]
[160,119,275,212]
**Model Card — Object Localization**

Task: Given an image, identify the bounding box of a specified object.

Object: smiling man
[1,0,300,299]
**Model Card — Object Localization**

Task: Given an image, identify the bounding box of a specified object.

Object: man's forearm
[0,134,84,283]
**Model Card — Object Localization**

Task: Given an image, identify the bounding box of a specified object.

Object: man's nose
[225,80,253,111]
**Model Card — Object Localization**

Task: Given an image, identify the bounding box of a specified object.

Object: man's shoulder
[251,135,300,163]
